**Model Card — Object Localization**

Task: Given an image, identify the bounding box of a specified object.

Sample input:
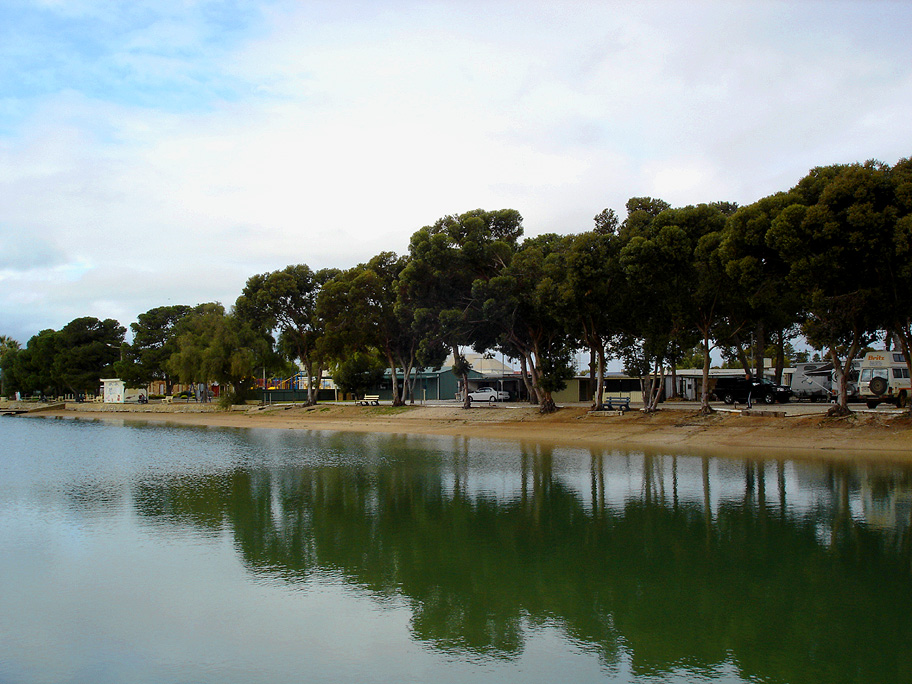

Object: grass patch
[364,405,415,416]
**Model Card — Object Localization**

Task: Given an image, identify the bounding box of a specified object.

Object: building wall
[552,377,646,404]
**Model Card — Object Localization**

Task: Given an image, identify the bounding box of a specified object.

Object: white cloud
[1,0,912,342]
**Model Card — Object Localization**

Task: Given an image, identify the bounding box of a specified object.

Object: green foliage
[475,232,576,412]
[167,304,268,404]
[0,335,20,395]
[761,159,912,409]
[1,319,123,396]
[236,264,340,404]
[115,305,191,391]
[54,317,126,393]
[318,252,424,405]
[402,208,524,407]
[331,351,386,398]
[12,155,912,414]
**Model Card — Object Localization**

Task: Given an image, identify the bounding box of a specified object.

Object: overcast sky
[2,0,911,343]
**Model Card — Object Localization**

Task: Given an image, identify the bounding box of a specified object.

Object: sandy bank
[20,402,912,462]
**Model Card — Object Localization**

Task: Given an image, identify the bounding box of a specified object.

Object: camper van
[857,351,912,408]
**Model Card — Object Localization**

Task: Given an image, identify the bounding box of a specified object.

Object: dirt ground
[20,401,912,463]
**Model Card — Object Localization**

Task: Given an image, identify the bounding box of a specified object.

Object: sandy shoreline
[17,402,912,462]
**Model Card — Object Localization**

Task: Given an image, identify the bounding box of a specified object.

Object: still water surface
[1,416,910,684]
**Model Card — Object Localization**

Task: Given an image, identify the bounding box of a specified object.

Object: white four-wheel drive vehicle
[858,350,911,408]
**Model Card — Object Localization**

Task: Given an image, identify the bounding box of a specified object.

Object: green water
[0,417,910,683]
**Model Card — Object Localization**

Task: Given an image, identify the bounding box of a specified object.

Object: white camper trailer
[789,362,834,402]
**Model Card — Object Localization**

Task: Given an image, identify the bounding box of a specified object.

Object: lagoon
[1,416,910,683]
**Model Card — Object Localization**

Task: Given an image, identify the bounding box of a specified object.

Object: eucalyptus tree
[874,157,912,410]
[167,303,269,404]
[767,161,896,413]
[400,209,523,408]
[115,304,191,394]
[564,214,628,409]
[720,193,803,383]
[619,202,728,411]
[475,234,576,413]
[235,264,340,405]
[318,252,429,406]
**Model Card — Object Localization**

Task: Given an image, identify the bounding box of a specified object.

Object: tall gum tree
[318,252,424,406]
[720,193,802,384]
[876,157,912,411]
[768,161,896,415]
[564,213,627,410]
[401,209,523,409]
[475,234,575,413]
[236,265,340,405]
[619,202,727,412]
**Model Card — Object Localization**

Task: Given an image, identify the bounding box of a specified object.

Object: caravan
[857,351,911,408]
[789,362,834,402]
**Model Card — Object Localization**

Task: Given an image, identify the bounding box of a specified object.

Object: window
[893,368,910,379]
[894,353,905,363]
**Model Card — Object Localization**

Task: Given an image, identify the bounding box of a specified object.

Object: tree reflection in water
[132,432,912,683]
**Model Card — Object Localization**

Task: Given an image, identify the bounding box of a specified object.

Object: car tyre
[489,396,496,403]
[869,376,888,396]
[723,393,735,405]
[763,393,776,405]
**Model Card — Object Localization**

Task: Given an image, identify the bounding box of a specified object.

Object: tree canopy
[7,155,912,415]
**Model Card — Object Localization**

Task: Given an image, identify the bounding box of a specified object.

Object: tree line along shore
[2,157,912,418]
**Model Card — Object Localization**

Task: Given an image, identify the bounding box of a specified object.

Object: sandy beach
[16,401,912,462]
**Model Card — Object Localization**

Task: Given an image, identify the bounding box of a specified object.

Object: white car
[467,387,510,402]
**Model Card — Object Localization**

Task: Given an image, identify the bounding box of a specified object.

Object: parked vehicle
[789,362,834,402]
[858,350,911,408]
[467,387,510,402]
[712,377,792,405]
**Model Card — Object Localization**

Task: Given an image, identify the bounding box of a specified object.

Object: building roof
[444,353,519,377]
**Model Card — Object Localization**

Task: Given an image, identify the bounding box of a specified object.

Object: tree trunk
[594,345,606,411]
[826,346,856,417]
[896,328,912,415]
[774,329,785,384]
[588,345,597,406]
[648,361,666,411]
[386,350,403,406]
[452,345,472,409]
[314,366,323,404]
[538,392,557,414]
[401,355,416,405]
[732,332,751,376]
[305,361,316,405]
[519,351,537,404]
[670,359,679,400]
[754,321,765,380]
[700,329,713,414]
